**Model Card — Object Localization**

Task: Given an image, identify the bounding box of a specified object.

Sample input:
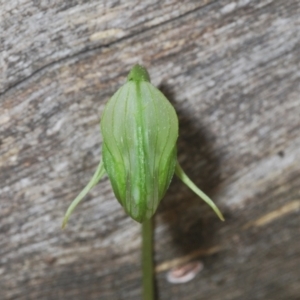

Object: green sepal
[175,161,224,221]
[62,159,106,228]
[100,68,178,223]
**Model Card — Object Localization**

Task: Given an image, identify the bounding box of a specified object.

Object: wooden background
[1,0,300,299]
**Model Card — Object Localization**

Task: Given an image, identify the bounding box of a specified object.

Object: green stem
[142,218,154,300]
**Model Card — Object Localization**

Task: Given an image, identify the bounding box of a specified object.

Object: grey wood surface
[1,0,300,299]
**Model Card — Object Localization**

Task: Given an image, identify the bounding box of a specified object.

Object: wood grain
[1,0,300,299]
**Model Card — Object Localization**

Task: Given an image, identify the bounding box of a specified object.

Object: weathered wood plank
[1,0,300,299]
[0,0,211,94]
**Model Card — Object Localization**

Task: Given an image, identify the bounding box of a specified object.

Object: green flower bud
[62,65,224,227]
[101,65,178,222]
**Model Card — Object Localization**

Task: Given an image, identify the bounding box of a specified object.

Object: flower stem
[142,218,155,300]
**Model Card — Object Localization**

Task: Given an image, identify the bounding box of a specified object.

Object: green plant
[62,65,224,299]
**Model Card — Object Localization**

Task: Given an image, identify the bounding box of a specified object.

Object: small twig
[155,246,221,273]
[243,200,300,229]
